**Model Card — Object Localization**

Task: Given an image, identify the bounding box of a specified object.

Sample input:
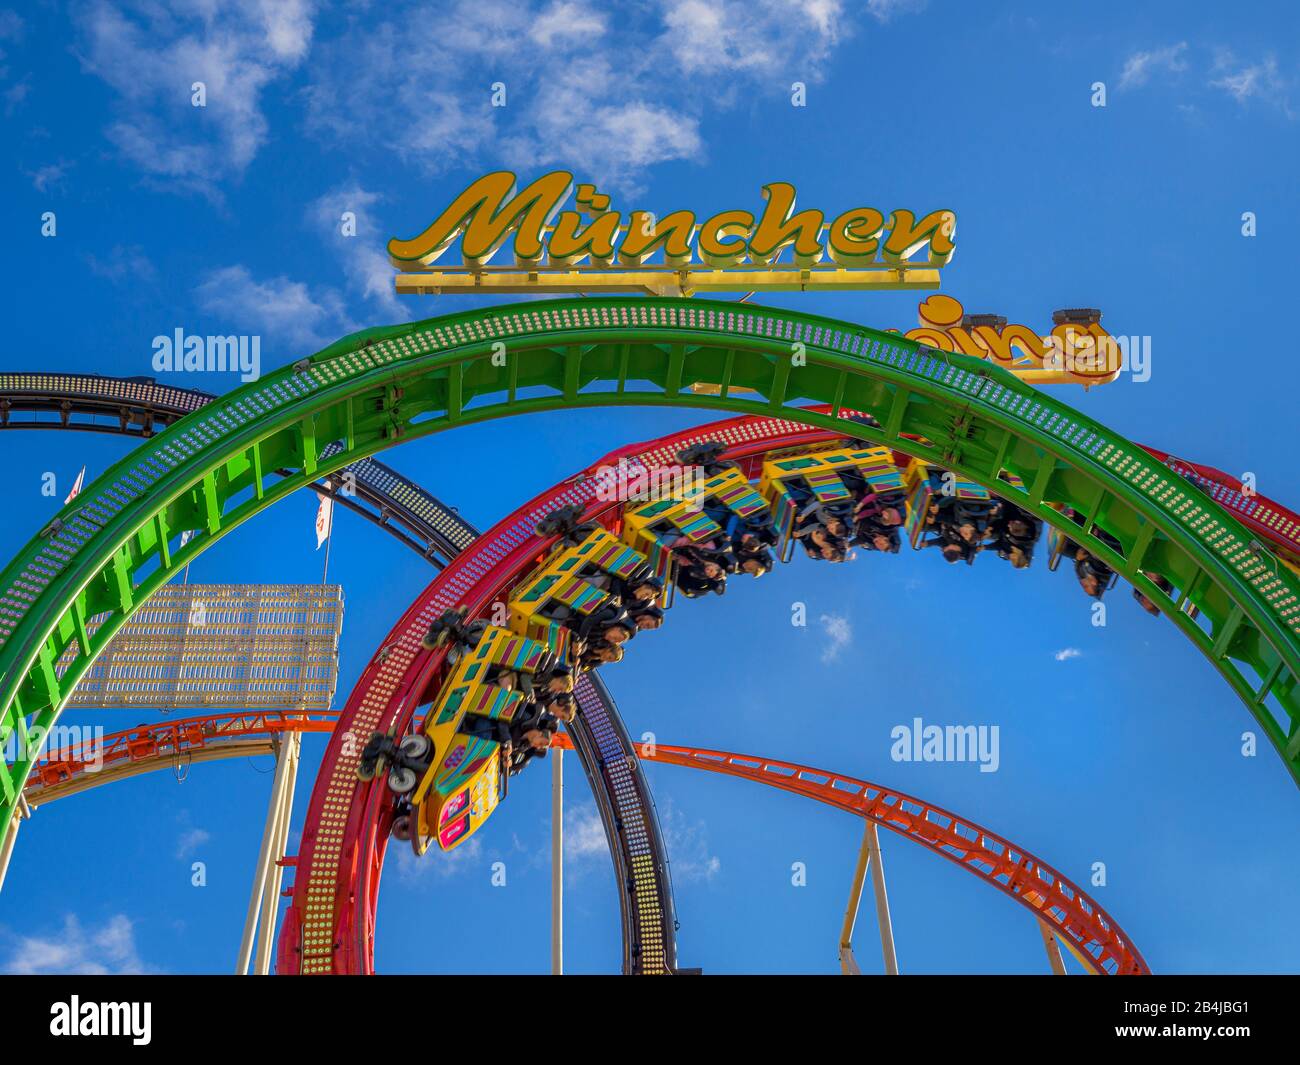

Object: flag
[64,466,85,505]
[315,492,334,549]
[179,529,196,548]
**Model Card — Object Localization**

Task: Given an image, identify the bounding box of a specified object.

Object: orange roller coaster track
[22,710,340,806]
[555,734,1146,975]
[18,710,1145,974]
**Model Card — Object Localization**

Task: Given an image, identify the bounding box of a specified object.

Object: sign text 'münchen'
[388,171,955,296]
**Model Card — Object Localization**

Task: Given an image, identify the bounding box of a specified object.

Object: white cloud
[174,825,210,859]
[0,10,27,114]
[84,243,157,285]
[866,0,927,23]
[658,799,720,883]
[503,62,702,193]
[300,15,498,175]
[299,0,880,192]
[27,160,71,193]
[1118,42,1188,90]
[530,1,606,47]
[1210,53,1291,115]
[73,0,319,198]
[194,264,354,352]
[393,836,484,881]
[564,801,609,861]
[1053,647,1082,662]
[660,0,844,77]
[3,76,29,113]
[3,914,152,975]
[819,612,852,663]
[0,8,23,41]
[306,181,407,321]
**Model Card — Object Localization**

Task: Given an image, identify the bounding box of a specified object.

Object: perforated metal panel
[57,584,343,710]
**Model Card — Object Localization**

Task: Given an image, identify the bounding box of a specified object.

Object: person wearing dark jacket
[507,715,556,774]
[459,713,514,773]
[852,522,901,554]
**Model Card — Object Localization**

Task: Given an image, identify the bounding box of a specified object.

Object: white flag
[179,529,196,548]
[64,466,85,505]
[315,492,334,549]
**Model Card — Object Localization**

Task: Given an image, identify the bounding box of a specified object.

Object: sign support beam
[551,745,564,975]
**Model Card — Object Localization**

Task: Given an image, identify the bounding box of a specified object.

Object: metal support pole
[838,823,873,974]
[0,795,31,894]
[1038,918,1068,975]
[254,729,300,974]
[551,745,563,975]
[237,733,297,974]
[864,820,898,975]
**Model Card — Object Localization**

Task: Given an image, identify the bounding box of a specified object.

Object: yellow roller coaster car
[362,623,551,854]
[508,526,652,658]
[621,466,768,580]
[758,441,901,557]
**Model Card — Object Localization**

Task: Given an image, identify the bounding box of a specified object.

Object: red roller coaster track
[278,408,1165,976]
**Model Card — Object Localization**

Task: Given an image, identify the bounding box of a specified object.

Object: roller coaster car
[360,623,550,855]
[509,525,653,656]
[899,459,996,552]
[621,465,770,578]
[758,441,902,558]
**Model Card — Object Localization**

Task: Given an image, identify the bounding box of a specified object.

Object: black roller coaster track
[0,370,677,974]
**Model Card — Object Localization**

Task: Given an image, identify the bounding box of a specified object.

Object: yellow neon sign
[388,171,955,296]
[901,295,1121,386]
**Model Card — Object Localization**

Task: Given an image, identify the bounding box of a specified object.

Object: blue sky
[1,0,1298,974]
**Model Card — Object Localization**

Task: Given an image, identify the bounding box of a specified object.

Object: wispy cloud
[662,0,844,76]
[2,914,153,975]
[73,0,319,200]
[393,836,484,882]
[84,243,156,285]
[306,181,407,322]
[174,825,210,859]
[26,160,71,193]
[3,77,29,114]
[194,264,354,353]
[0,7,22,40]
[866,0,927,23]
[819,612,852,664]
[1053,647,1082,662]
[564,801,610,863]
[1210,52,1292,116]
[301,0,884,194]
[1118,42,1188,90]
[659,799,720,883]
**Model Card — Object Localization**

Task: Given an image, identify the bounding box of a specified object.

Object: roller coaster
[3,298,1299,974]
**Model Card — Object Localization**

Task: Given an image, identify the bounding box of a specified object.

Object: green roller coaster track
[1,298,1298,828]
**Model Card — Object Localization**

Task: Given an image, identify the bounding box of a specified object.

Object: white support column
[236,731,298,974]
[838,823,873,975]
[0,795,31,894]
[551,745,563,975]
[1038,918,1068,975]
[254,729,301,975]
[865,820,899,975]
